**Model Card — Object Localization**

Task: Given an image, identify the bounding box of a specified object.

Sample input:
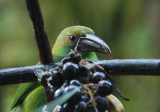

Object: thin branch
[96,59,160,75]
[0,59,160,86]
[0,65,40,86]
[0,64,58,86]
[26,0,53,64]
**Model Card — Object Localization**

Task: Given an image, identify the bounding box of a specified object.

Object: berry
[54,88,64,98]
[61,57,71,65]
[97,80,113,96]
[62,62,79,81]
[62,103,74,112]
[49,70,63,88]
[90,72,106,83]
[68,51,75,58]
[81,95,89,102]
[70,80,80,87]
[41,74,50,87]
[63,85,77,93]
[61,82,68,88]
[79,66,89,77]
[63,85,82,104]
[95,96,109,112]
[68,51,82,64]
[75,101,87,112]
[49,88,55,96]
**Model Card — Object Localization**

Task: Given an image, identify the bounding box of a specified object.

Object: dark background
[0,0,160,112]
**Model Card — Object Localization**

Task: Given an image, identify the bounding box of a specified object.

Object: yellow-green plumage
[11,25,111,112]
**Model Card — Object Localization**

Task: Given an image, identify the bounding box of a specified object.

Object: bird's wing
[11,82,39,109]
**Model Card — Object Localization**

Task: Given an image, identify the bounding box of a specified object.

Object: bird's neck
[81,52,98,61]
[52,46,71,62]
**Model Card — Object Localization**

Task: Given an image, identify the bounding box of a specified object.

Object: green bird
[11,25,111,112]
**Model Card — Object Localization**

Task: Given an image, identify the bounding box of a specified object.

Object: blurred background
[0,0,160,112]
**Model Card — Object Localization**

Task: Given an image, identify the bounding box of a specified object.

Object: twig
[0,59,160,86]
[0,65,40,86]
[96,59,160,75]
[26,0,53,64]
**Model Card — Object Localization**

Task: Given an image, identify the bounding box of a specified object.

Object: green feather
[11,83,39,109]
[11,105,24,112]
[81,52,98,61]
[23,86,45,112]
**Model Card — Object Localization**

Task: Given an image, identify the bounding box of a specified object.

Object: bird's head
[52,26,111,62]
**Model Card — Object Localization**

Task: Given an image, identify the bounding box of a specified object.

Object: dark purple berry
[61,57,71,65]
[63,85,77,93]
[68,51,82,64]
[62,103,74,112]
[54,88,64,98]
[49,88,55,96]
[61,82,68,88]
[79,66,89,77]
[75,101,87,112]
[97,80,113,96]
[63,85,82,104]
[49,70,63,88]
[81,95,89,102]
[50,70,61,77]
[68,52,75,58]
[70,80,80,86]
[62,62,79,81]
[41,74,50,87]
[96,96,109,112]
[90,72,106,83]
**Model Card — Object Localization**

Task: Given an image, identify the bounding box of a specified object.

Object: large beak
[77,34,112,58]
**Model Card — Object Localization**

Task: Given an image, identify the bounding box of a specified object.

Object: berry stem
[81,84,98,112]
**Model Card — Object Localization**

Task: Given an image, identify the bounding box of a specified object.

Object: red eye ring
[68,35,77,44]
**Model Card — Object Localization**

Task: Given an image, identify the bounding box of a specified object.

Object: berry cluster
[34,51,117,112]
[53,78,113,112]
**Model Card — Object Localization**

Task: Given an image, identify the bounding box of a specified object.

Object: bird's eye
[68,35,77,44]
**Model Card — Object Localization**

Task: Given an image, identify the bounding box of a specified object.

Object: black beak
[77,34,112,58]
